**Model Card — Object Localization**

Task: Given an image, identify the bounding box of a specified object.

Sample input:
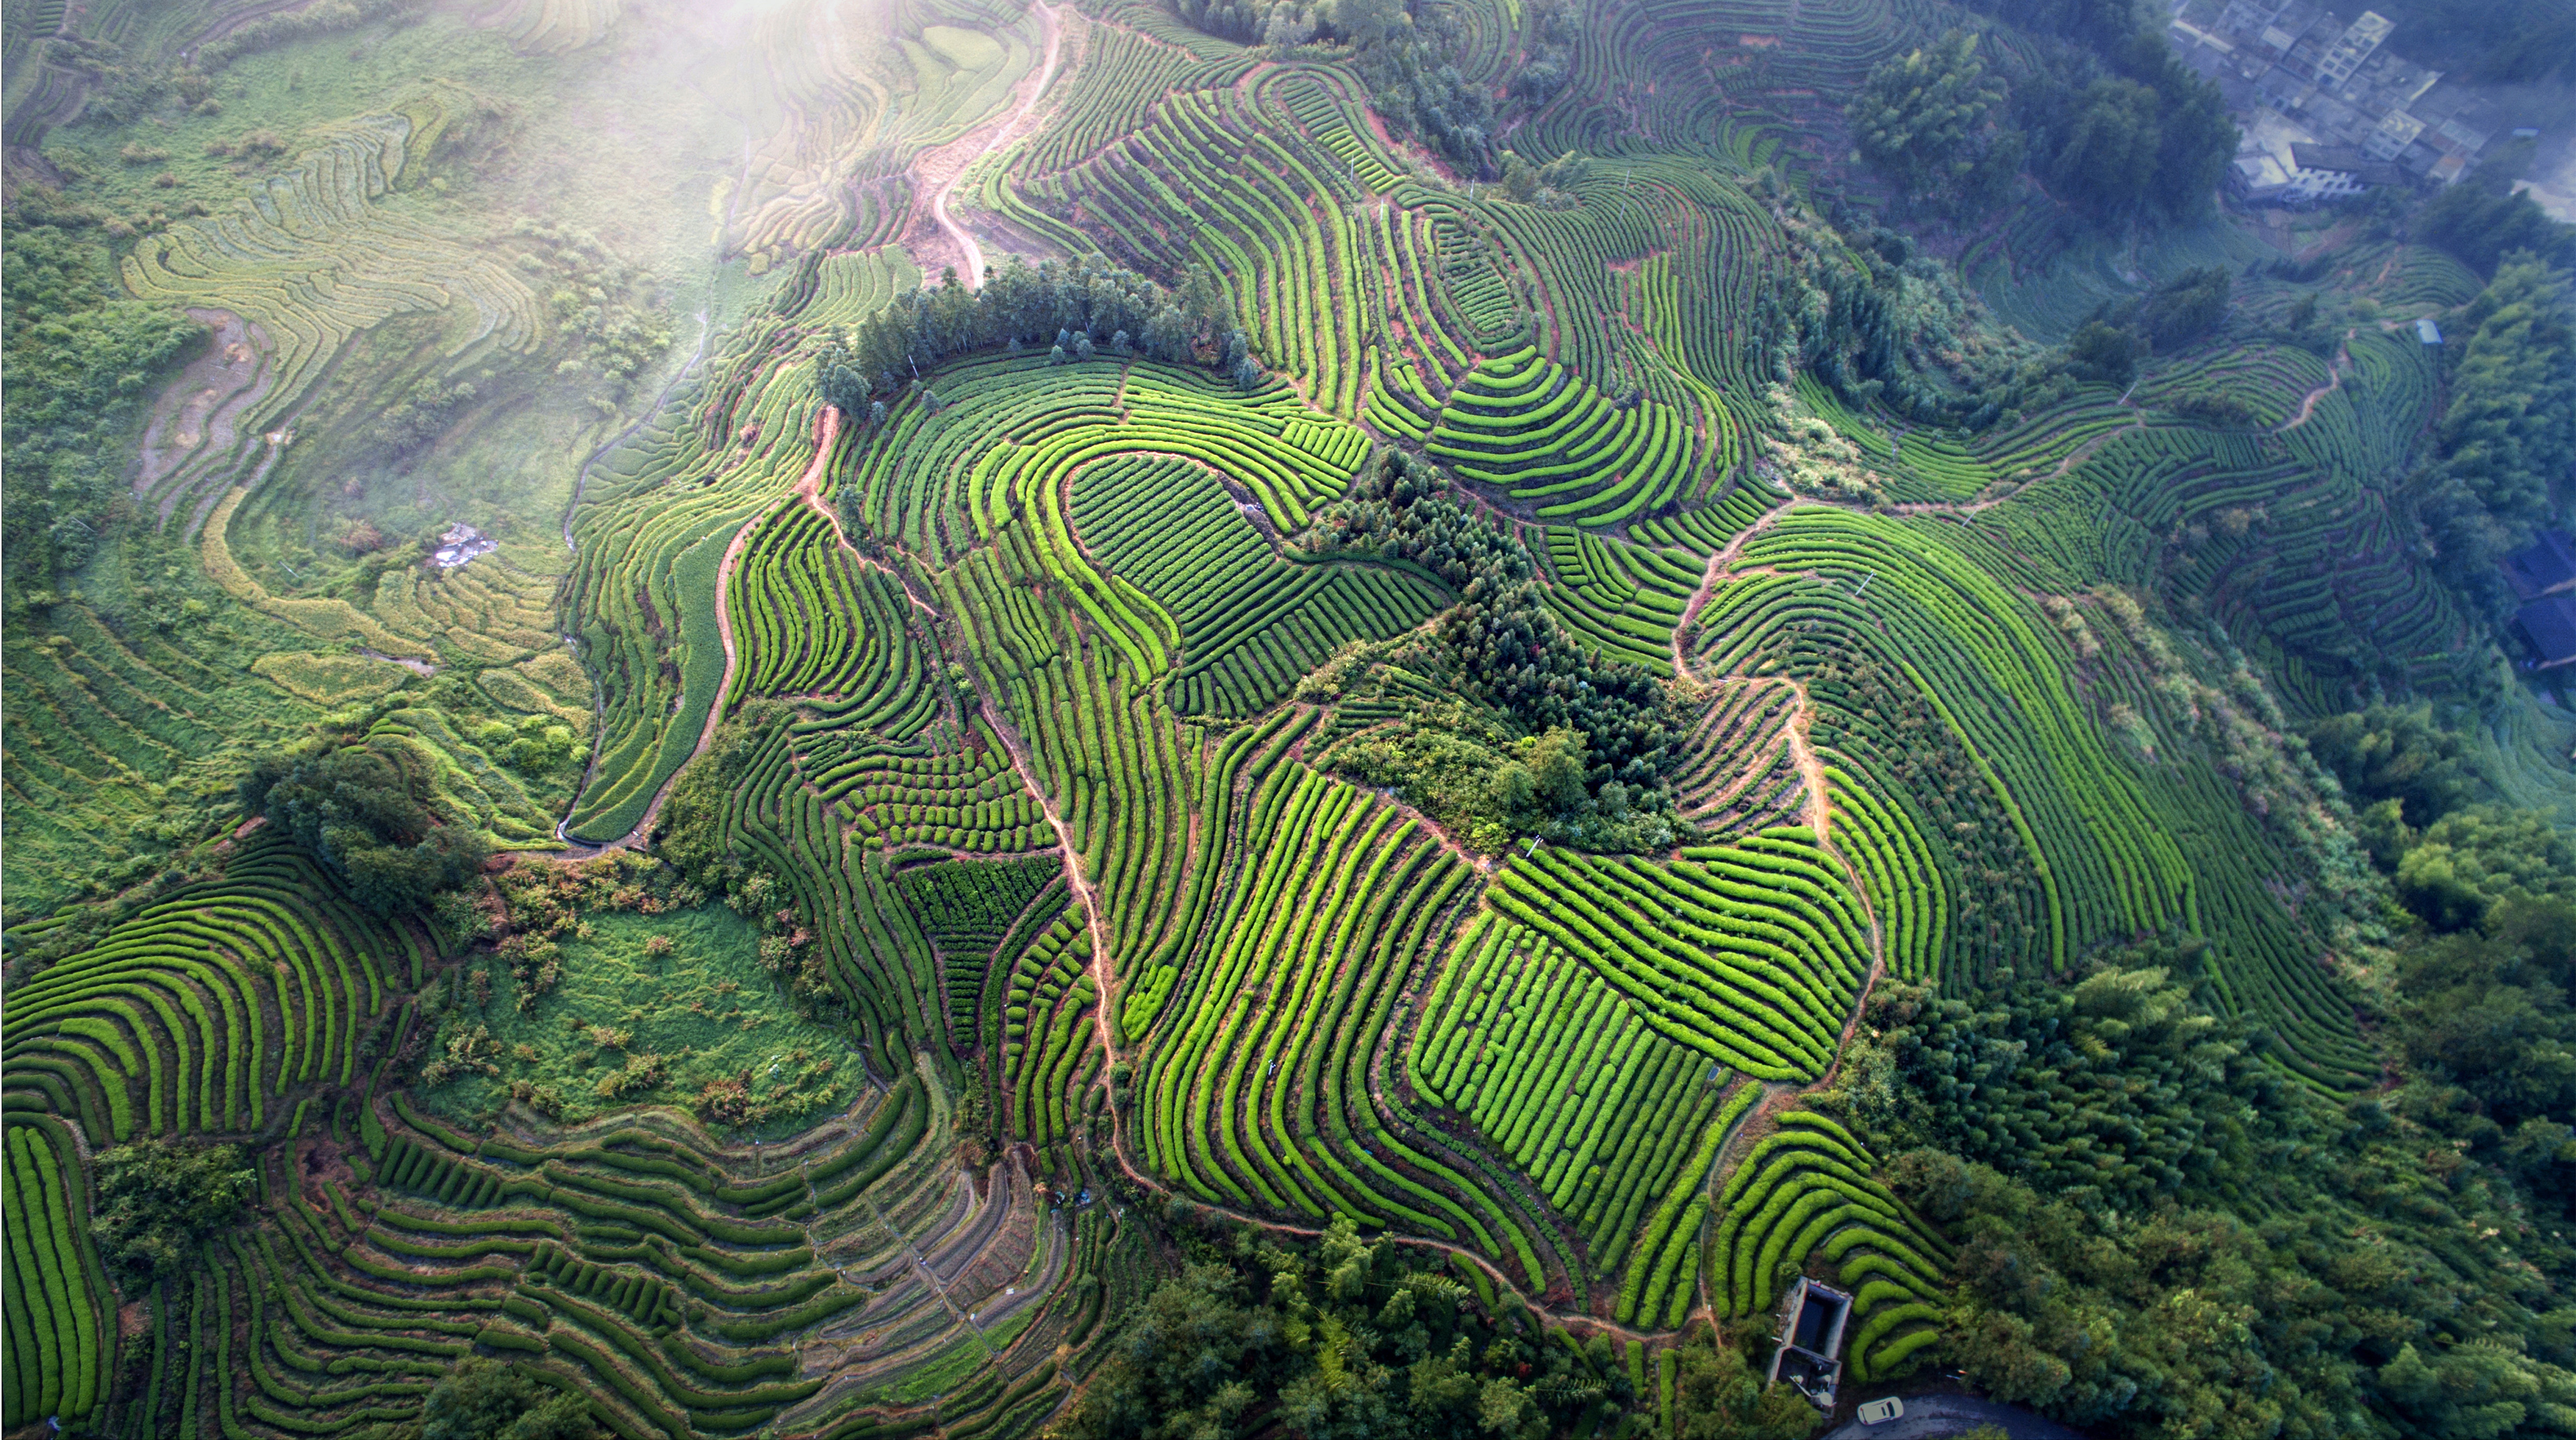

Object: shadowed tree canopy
[2431,254,2576,557]
[1987,7,2236,222]
[241,738,489,916]
[1850,30,2016,203]
[2394,807,2576,930]
[2417,174,2576,278]
[1058,1215,1624,1440]
[378,1358,609,1440]
[2390,899,2576,1129]
[1671,1327,1824,1439]
[91,1139,255,1291]
[2357,0,2576,83]
[2,197,205,579]
[2304,704,2483,831]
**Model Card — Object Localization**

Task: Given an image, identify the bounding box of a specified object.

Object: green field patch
[923,24,1004,69]
[419,904,862,1138]
[250,650,417,706]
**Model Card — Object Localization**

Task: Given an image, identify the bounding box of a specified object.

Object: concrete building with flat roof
[2316,9,2393,83]
[2288,142,2403,198]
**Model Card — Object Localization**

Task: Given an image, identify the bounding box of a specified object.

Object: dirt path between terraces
[552,404,842,855]
[952,657,1629,1329]
[968,661,1120,1034]
[543,396,1885,1335]
[667,403,845,813]
[1670,494,1799,676]
[2278,331,2355,433]
[1668,466,2067,686]
[921,1,1063,287]
[1663,491,1898,1322]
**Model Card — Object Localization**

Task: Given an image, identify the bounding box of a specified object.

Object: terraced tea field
[7,0,2561,1433]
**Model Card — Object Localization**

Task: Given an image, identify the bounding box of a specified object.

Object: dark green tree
[2363,0,2576,87]
[415,1359,606,1440]
[2390,899,2576,1128]
[2432,253,2576,555]
[2131,266,2231,348]
[2303,703,2482,830]
[2395,806,2576,930]
[1829,934,2576,1439]
[2065,318,2140,384]
[1966,0,2150,52]
[2418,174,2576,278]
[2010,21,2234,223]
[91,1139,256,1291]
[811,255,1227,408]
[1058,1215,1610,1439]
[1671,1327,1820,1438]
[240,739,489,916]
[2121,34,2237,216]
[1333,0,1499,174]
[2,195,204,578]
[1848,30,2011,200]
[2049,78,2162,213]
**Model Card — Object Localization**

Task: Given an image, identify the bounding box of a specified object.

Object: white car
[1857,1397,1906,1425]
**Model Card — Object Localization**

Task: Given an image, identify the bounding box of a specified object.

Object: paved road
[1822,1394,2089,1440]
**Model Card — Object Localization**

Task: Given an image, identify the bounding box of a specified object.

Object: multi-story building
[2181,0,2518,199]
[2364,106,2427,161]
[2314,9,2393,84]
[2286,143,2404,198]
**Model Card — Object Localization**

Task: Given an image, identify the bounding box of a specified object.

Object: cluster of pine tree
[812,255,1246,414]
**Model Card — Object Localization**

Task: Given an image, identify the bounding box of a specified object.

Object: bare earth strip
[918,1,1064,288]
[559,403,842,854]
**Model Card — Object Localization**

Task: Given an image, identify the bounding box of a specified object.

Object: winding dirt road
[927,1,1062,289]
[557,404,842,855]
[2279,331,2355,432]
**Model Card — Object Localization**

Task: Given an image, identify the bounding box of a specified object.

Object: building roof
[2219,0,2283,37]
[2354,53,2441,108]
[2292,142,2369,171]
[2307,90,2364,131]
[2291,143,2406,184]
[2516,595,2576,666]
[2504,530,2576,602]
[2232,153,2293,193]
[2416,316,2442,344]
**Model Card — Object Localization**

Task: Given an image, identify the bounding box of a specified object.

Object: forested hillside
[4,0,2574,1436]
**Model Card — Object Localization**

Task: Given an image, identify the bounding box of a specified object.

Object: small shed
[1767,1278,1853,1411]
[2416,316,2442,345]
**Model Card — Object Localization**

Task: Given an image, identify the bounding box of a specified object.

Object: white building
[2287,142,2402,199]
[2316,9,2394,84]
[2364,107,2426,161]
[2231,152,2294,200]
